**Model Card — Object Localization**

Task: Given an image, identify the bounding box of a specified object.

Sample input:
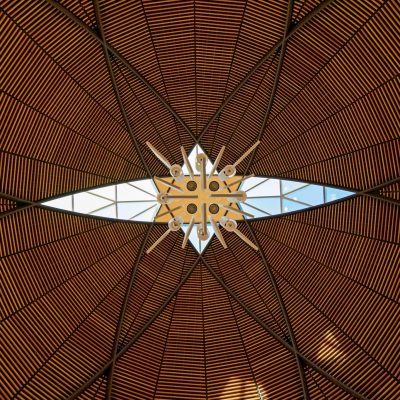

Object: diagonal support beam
[104,222,154,399]
[200,256,367,400]
[244,219,309,399]
[91,0,151,177]
[197,0,336,144]
[67,254,202,399]
[244,0,294,180]
[45,0,196,143]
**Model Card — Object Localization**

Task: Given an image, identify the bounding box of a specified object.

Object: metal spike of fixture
[145,143,260,253]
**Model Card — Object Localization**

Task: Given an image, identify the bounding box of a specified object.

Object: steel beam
[196,0,337,143]
[201,257,367,400]
[45,0,196,144]
[244,219,309,399]
[67,255,202,399]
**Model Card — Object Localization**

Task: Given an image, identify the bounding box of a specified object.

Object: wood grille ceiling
[1,0,399,399]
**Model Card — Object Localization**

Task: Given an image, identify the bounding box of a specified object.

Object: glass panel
[282,199,308,213]
[246,197,281,215]
[325,187,354,202]
[73,192,113,214]
[129,179,158,197]
[117,183,155,201]
[42,196,73,211]
[89,186,116,200]
[281,180,308,194]
[240,202,269,218]
[245,179,280,196]
[131,204,159,221]
[90,204,116,218]
[285,184,324,206]
[240,177,267,192]
[117,201,157,220]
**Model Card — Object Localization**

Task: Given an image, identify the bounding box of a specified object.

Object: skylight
[42,143,354,254]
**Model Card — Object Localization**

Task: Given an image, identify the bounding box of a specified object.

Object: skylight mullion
[129,204,158,220]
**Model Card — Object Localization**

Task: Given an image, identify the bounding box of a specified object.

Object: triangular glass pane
[246,197,281,215]
[325,187,354,202]
[239,202,270,218]
[73,192,113,214]
[245,179,280,197]
[240,177,267,192]
[130,204,159,222]
[282,199,308,213]
[42,195,73,211]
[181,222,214,253]
[128,179,158,197]
[281,180,308,194]
[89,185,116,200]
[285,184,324,206]
[117,201,156,220]
[116,183,155,201]
[182,144,214,175]
[200,223,214,252]
[90,204,116,218]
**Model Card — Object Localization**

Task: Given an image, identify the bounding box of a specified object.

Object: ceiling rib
[196,0,336,144]
[45,0,196,143]
[92,0,151,177]
[67,255,202,400]
[244,0,294,180]
[244,219,310,399]
[104,222,155,399]
[200,257,367,400]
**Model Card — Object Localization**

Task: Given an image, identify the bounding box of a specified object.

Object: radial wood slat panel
[1,1,145,200]
[380,181,400,201]
[111,56,193,172]
[203,233,289,341]
[58,0,97,29]
[252,0,400,190]
[2,0,123,123]
[305,366,354,399]
[76,374,107,399]
[0,197,16,214]
[249,198,400,398]
[118,227,198,347]
[200,57,278,167]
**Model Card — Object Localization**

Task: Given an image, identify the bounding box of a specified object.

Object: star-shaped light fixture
[145,142,261,254]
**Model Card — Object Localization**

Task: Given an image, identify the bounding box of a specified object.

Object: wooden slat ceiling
[1,0,399,399]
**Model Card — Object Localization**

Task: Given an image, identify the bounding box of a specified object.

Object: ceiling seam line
[200,256,368,400]
[2,229,147,324]
[245,219,310,399]
[66,255,202,400]
[244,0,295,176]
[224,279,267,400]
[151,248,188,400]
[3,91,144,167]
[45,0,196,143]
[113,59,177,165]
[252,137,399,186]
[251,73,399,165]
[250,225,399,306]
[138,0,183,146]
[104,222,155,399]
[226,244,289,339]
[209,2,248,155]
[11,264,133,399]
[196,0,337,144]
[1,8,127,130]
[254,251,400,385]
[117,233,181,346]
[0,149,146,182]
[263,0,391,132]
[92,0,152,177]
